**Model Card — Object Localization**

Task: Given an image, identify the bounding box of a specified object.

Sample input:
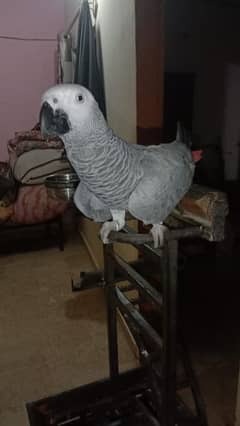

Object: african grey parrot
[40,84,198,247]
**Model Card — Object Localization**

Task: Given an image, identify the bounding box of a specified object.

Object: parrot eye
[76,94,84,103]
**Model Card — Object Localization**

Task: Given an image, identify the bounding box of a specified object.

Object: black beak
[40,102,70,137]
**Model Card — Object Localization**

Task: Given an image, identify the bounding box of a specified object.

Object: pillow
[13,149,71,185]
[11,185,68,224]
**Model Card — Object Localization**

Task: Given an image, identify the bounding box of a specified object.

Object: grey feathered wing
[128,141,195,224]
[74,181,112,222]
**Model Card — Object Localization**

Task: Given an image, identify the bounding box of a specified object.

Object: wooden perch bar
[109,226,203,245]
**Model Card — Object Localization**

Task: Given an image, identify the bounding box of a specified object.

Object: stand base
[26,368,200,426]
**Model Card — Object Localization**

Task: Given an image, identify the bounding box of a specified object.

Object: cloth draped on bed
[0,129,71,225]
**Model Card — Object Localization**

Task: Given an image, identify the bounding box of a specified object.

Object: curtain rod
[64,9,80,37]
[64,0,97,37]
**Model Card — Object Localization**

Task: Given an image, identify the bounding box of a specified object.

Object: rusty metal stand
[103,227,208,426]
[27,226,208,426]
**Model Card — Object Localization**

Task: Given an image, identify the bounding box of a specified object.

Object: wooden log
[167,184,229,242]
[138,184,228,242]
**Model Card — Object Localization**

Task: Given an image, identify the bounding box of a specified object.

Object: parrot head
[40,84,107,143]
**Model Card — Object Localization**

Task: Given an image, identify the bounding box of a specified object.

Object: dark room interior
[0,1,240,426]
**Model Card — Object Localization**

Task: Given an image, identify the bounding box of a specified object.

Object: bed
[0,127,71,250]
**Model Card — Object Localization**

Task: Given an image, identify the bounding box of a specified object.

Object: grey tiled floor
[0,233,238,426]
[0,234,137,426]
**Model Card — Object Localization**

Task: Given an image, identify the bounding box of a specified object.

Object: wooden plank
[140,183,228,243]
[166,184,229,242]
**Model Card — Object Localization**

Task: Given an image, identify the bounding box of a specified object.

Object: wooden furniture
[0,215,64,253]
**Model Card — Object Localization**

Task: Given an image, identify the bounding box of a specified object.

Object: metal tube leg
[180,337,209,426]
[162,240,178,426]
[104,244,119,378]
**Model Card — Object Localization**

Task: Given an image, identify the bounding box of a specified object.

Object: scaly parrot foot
[100,210,126,244]
[100,221,119,244]
[150,223,168,248]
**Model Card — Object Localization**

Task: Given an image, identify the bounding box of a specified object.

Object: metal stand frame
[103,227,208,426]
[27,225,208,426]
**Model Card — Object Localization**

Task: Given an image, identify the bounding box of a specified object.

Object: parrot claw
[150,223,168,248]
[100,221,119,244]
[100,210,126,244]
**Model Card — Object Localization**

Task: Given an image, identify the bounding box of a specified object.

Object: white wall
[164,0,240,146]
[96,0,136,143]
[64,0,80,42]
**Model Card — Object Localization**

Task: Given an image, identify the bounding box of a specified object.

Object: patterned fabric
[0,161,17,207]
[11,185,68,225]
[7,130,63,168]
[1,130,68,225]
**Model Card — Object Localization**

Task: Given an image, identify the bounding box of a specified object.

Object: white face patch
[40,84,95,138]
[40,84,108,149]
[41,84,94,127]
